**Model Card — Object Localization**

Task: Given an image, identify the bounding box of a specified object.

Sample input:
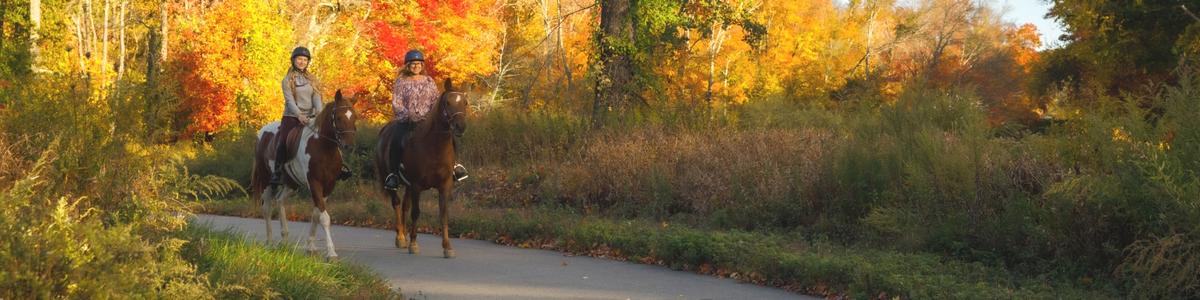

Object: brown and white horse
[375,79,468,258]
[251,90,358,258]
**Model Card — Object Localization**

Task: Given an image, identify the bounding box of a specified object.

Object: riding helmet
[291,46,312,60]
[404,50,425,63]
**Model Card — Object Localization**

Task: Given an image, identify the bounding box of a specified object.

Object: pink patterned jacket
[391,75,440,122]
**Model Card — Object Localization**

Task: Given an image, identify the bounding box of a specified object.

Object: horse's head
[327,89,358,151]
[440,79,469,137]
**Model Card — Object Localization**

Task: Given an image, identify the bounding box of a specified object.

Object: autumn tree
[365,0,504,119]
[592,0,635,126]
[1041,0,1200,97]
[168,0,291,136]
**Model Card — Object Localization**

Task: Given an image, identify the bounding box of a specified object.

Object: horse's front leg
[438,184,455,258]
[276,187,291,240]
[406,187,420,255]
[261,186,274,241]
[311,184,338,258]
[390,189,408,249]
[308,206,320,254]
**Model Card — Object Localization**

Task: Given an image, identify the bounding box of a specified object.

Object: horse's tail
[250,155,262,207]
[250,123,279,208]
[374,123,392,193]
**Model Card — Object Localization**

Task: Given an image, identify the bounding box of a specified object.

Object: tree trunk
[161,3,169,60]
[705,27,727,103]
[557,0,573,92]
[30,0,41,72]
[490,26,511,107]
[145,25,162,136]
[118,0,127,80]
[72,9,86,73]
[103,0,110,82]
[865,4,875,79]
[594,0,633,128]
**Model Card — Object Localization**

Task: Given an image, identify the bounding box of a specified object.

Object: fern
[163,156,244,202]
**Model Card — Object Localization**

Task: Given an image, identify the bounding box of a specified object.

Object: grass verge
[180,223,401,299]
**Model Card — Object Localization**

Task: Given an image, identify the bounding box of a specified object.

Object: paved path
[195,214,812,300]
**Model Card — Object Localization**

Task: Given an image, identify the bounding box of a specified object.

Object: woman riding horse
[383,49,467,190]
[271,46,322,185]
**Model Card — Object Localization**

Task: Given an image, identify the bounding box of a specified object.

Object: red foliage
[371,20,411,66]
[172,52,235,135]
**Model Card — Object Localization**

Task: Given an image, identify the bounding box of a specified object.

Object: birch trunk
[118,0,127,80]
[102,0,111,82]
[30,0,42,71]
[161,2,169,60]
[556,0,573,91]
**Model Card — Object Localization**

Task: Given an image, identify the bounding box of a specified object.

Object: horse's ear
[335,89,343,102]
[443,78,453,91]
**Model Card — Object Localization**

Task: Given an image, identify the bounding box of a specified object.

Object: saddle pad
[283,124,318,189]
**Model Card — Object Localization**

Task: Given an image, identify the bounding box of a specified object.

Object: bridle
[441,91,467,135]
[321,104,357,150]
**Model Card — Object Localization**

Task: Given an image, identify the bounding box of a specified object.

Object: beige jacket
[282,71,323,118]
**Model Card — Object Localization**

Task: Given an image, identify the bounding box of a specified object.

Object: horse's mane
[412,80,457,137]
[412,92,444,136]
[314,98,339,132]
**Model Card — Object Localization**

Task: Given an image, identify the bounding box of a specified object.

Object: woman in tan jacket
[271,46,323,185]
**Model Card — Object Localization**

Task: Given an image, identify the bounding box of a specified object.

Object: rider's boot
[270,144,287,186]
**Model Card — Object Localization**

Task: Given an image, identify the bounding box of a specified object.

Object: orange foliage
[1008,23,1041,73]
[144,0,1048,134]
[168,0,290,135]
[368,0,502,83]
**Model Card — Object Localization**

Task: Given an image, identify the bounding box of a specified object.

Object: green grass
[195,184,1119,299]
[180,224,400,299]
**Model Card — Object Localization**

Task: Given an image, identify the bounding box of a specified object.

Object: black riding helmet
[291,46,311,69]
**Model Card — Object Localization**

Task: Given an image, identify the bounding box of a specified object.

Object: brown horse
[251,90,358,258]
[375,79,468,258]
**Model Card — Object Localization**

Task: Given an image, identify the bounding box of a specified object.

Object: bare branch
[1182,4,1200,22]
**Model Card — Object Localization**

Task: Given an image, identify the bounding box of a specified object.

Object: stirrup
[452,164,468,182]
[384,170,410,191]
[337,165,353,181]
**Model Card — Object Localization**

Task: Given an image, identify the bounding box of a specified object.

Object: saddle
[267,124,309,164]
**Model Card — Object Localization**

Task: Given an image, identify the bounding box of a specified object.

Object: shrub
[0,138,211,298]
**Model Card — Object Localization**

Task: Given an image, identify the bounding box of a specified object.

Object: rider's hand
[298,115,309,125]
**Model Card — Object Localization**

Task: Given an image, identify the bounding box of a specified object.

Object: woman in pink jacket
[383,50,467,190]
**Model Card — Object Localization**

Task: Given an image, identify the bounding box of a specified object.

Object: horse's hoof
[444,249,456,259]
[307,248,319,256]
[326,255,339,262]
[395,239,409,249]
[409,244,420,255]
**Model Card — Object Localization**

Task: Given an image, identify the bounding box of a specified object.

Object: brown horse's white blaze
[251,90,357,258]
[376,79,469,258]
